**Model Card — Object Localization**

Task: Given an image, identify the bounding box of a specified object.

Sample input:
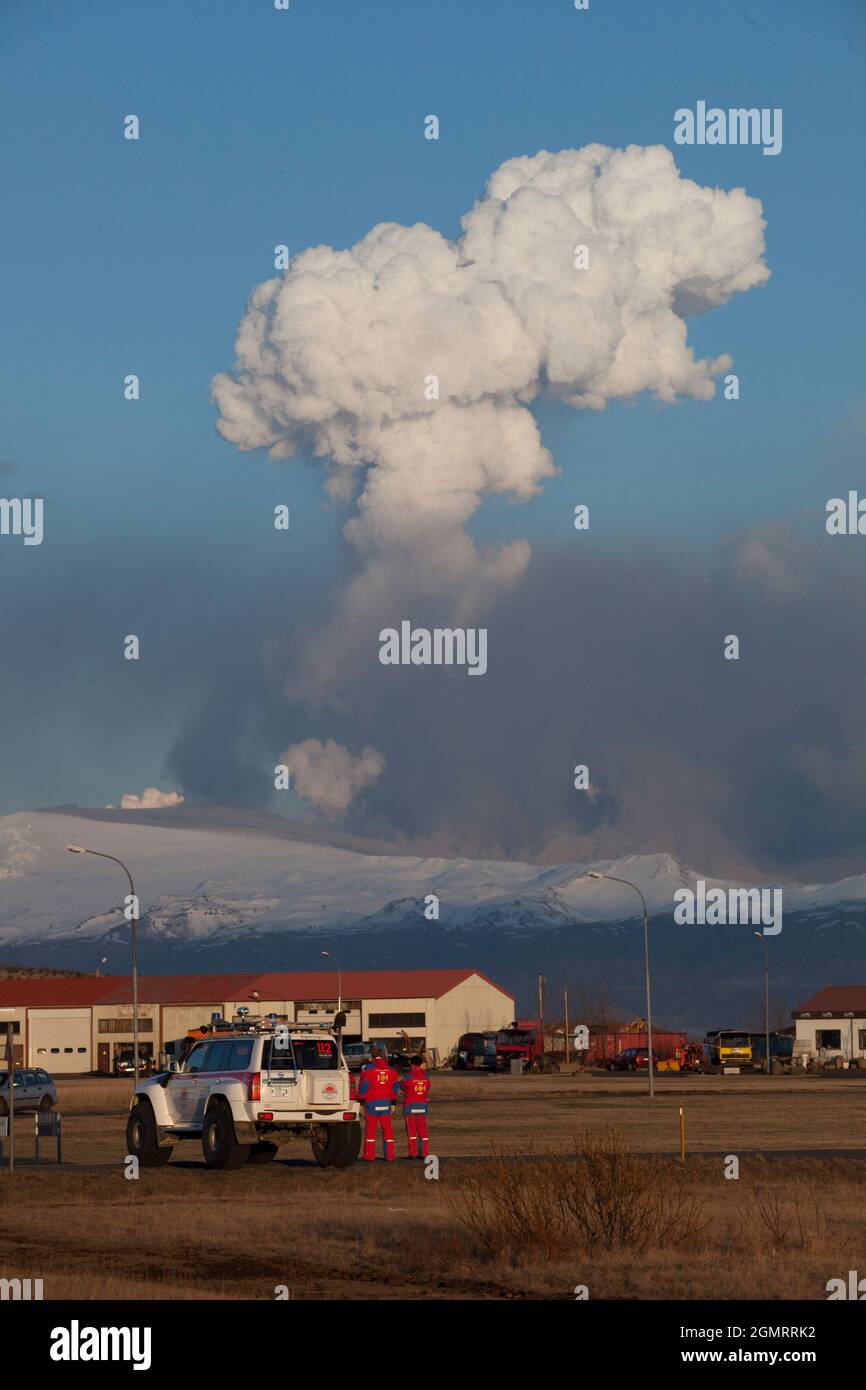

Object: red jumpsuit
[357,1059,400,1161]
[400,1065,430,1158]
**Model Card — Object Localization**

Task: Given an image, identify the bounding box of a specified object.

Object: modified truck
[126,1012,361,1170]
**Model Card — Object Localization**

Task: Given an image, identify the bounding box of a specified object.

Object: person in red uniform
[400,1054,431,1159]
[357,1046,400,1161]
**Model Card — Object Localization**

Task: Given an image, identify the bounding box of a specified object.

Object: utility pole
[4,1026,14,1173]
[563,986,570,1064]
[537,974,545,1068]
[754,933,770,1076]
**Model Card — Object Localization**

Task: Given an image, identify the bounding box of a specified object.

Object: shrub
[445,1128,705,1259]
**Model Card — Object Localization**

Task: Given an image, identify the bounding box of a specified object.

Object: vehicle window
[204,1040,234,1072]
[225,1040,253,1071]
[184,1043,212,1074]
[262,1036,295,1071]
[294,1039,338,1071]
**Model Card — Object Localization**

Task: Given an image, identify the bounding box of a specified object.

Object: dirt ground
[0,1070,864,1300]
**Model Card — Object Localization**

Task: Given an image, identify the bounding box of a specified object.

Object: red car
[606,1046,659,1072]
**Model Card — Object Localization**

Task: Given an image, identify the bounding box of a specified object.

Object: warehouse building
[0,968,514,1073]
[793,986,866,1064]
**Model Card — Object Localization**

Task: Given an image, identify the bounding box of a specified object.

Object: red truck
[494,1018,557,1072]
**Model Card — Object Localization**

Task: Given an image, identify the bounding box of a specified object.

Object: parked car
[114,1051,154,1077]
[0,1067,57,1114]
[452,1032,497,1070]
[606,1047,660,1072]
[343,1041,406,1071]
[126,1016,361,1170]
[343,1042,378,1072]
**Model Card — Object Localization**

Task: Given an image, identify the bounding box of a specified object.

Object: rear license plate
[269,1086,292,1098]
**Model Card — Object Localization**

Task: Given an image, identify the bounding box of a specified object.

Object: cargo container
[747,1032,794,1065]
[582,1029,687,1065]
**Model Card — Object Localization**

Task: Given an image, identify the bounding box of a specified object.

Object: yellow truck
[706,1030,753,1067]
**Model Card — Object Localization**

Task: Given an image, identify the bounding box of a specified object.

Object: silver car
[0,1067,57,1115]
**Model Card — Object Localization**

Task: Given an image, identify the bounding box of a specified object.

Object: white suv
[126,1019,360,1170]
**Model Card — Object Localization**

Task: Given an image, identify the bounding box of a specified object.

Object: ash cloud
[280,738,385,816]
[212,144,768,704]
[177,142,866,879]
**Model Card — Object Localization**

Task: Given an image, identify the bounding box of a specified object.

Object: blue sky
[1,0,864,857]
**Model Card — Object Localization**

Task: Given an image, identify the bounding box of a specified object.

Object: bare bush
[444,1129,705,1259]
[749,1179,826,1251]
[443,1146,570,1259]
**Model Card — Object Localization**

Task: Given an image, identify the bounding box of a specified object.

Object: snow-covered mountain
[0,806,864,950]
[2,806,865,1030]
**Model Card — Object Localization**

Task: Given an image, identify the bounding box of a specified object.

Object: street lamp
[320,951,342,1013]
[754,932,770,1076]
[68,845,140,1079]
[588,870,655,1098]
[95,955,108,978]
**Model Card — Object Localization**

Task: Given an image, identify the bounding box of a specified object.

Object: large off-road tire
[201,1101,249,1170]
[246,1140,278,1164]
[311,1120,361,1169]
[126,1100,173,1167]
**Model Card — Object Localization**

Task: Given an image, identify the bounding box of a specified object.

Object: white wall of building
[796,1017,866,1059]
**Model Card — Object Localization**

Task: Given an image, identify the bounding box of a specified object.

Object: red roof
[251,969,509,1001]
[0,969,512,1007]
[794,986,866,1017]
[95,974,264,1005]
[0,977,127,1007]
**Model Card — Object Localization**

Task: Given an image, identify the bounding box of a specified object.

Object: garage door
[29,1009,91,1073]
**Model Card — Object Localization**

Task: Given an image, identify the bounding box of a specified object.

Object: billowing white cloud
[280,738,385,815]
[213,143,768,703]
[120,787,185,810]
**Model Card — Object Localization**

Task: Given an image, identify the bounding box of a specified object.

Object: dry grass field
[0,1070,864,1301]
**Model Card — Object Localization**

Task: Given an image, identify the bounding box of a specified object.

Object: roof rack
[195,1011,340,1036]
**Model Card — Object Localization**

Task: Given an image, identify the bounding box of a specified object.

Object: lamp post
[588,870,655,1098]
[68,846,140,1079]
[754,931,770,1076]
[320,950,342,1013]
